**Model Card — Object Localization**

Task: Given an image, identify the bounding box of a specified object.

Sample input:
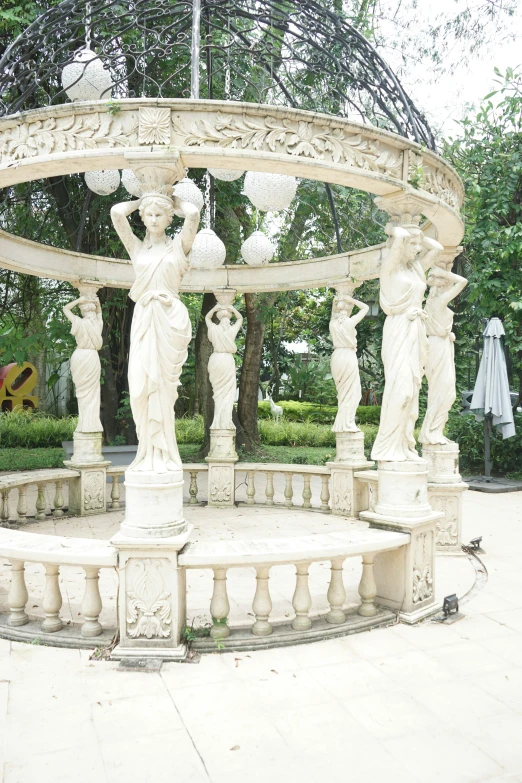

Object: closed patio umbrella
[470,317,515,477]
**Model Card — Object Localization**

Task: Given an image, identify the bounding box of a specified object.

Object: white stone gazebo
[0,0,468,659]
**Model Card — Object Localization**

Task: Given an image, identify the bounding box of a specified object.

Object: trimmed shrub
[446,411,522,475]
[0,410,76,448]
[257,401,381,425]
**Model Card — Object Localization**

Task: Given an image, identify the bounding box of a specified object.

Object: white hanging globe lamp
[208,168,244,182]
[241,231,276,266]
[84,169,120,196]
[173,177,205,212]
[243,171,298,212]
[190,228,227,270]
[61,47,114,102]
[121,169,142,197]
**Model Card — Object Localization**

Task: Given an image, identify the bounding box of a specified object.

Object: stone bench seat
[0,527,117,567]
[178,527,409,568]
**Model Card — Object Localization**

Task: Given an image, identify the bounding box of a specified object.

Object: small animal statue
[266,387,283,423]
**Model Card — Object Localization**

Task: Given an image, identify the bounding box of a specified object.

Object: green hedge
[0,411,76,448]
[257,401,381,425]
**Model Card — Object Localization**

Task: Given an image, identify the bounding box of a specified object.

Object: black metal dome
[0,0,435,150]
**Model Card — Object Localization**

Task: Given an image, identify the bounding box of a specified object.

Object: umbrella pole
[485,415,492,479]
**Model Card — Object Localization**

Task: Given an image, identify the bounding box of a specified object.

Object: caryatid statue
[205,302,243,431]
[63,292,103,434]
[371,222,443,462]
[329,291,369,433]
[419,265,467,445]
[110,191,199,474]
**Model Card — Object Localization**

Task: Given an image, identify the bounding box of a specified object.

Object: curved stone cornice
[0,98,465,283]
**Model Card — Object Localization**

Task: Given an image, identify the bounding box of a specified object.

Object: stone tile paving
[0,490,522,782]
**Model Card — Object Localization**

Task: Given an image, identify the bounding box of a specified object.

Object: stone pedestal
[70,431,105,465]
[423,443,467,553]
[207,429,237,507]
[360,459,442,623]
[327,432,373,517]
[111,528,191,661]
[120,470,187,538]
[64,458,110,516]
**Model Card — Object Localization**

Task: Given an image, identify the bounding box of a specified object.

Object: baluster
[358,553,378,617]
[292,562,312,631]
[42,563,63,632]
[0,489,10,526]
[16,485,28,524]
[284,473,293,508]
[110,475,121,510]
[81,567,103,637]
[265,472,275,506]
[320,475,330,512]
[302,475,312,509]
[246,471,255,505]
[210,567,230,639]
[8,559,28,627]
[326,557,346,624]
[252,566,272,636]
[35,482,47,520]
[188,471,198,505]
[52,480,64,517]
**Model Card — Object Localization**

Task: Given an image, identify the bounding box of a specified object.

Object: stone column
[110,152,196,661]
[326,281,372,516]
[359,194,443,622]
[64,282,110,516]
[206,290,239,508]
[424,443,468,553]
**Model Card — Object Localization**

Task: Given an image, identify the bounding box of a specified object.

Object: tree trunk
[195,293,217,457]
[100,318,119,445]
[238,293,266,451]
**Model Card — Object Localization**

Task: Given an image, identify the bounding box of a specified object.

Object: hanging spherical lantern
[173,177,205,212]
[243,172,298,212]
[61,48,114,102]
[240,231,276,266]
[208,168,244,182]
[190,229,226,270]
[84,169,121,196]
[121,169,142,198]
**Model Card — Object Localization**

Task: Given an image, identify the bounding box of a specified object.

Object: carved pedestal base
[111,528,191,660]
[360,460,442,622]
[423,443,467,553]
[334,430,366,464]
[64,459,110,516]
[327,459,373,517]
[70,431,105,465]
[208,428,237,460]
[206,429,237,507]
[120,470,186,538]
[422,442,462,484]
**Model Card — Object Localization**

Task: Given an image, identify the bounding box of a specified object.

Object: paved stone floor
[1,489,522,782]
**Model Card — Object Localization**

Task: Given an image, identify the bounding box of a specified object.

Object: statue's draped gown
[208,321,237,430]
[329,315,361,432]
[419,295,456,444]
[372,261,428,461]
[69,314,103,433]
[128,234,191,472]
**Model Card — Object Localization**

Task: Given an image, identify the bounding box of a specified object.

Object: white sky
[374,0,522,138]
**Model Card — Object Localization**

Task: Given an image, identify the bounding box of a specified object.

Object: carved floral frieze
[431,495,459,547]
[173,112,403,178]
[138,107,171,145]
[408,151,463,212]
[84,471,105,511]
[210,466,232,504]
[0,112,138,165]
[126,558,172,639]
[412,531,434,604]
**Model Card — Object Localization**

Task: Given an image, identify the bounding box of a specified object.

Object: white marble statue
[419,265,467,445]
[205,302,243,430]
[110,193,199,473]
[63,294,103,433]
[371,224,443,462]
[329,293,369,433]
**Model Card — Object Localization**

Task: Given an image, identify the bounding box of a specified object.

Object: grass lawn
[0,448,67,472]
[0,444,336,472]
